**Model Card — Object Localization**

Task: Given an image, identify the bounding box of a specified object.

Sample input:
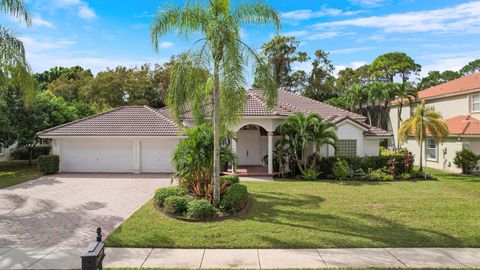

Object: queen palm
[398,100,448,171]
[1,0,31,87]
[151,0,279,206]
[277,113,337,175]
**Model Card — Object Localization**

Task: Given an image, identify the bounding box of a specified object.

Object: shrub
[364,169,394,181]
[352,168,366,180]
[453,149,480,174]
[401,173,411,180]
[154,186,184,207]
[333,158,350,180]
[37,155,59,175]
[187,199,217,219]
[220,174,240,185]
[301,169,319,181]
[163,195,189,215]
[11,146,51,160]
[315,156,336,177]
[220,184,248,214]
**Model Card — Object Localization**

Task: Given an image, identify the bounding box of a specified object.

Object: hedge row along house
[38,89,391,174]
[389,72,480,173]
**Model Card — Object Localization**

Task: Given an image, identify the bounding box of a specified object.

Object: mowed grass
[106,168,480,248]
[0,160,41,189]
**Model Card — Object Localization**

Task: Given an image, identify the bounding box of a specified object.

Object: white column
[268,132,273,174]
[231,135,237,173]
[133,140,141,174]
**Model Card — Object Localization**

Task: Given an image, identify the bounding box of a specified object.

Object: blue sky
[2,0,480,83]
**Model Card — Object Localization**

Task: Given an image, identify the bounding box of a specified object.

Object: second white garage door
[141,139,178,173]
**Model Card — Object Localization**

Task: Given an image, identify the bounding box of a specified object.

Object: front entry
[237,128,261,165]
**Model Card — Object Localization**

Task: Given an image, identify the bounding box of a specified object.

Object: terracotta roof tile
[444,115,480,135]
[38,106,181,137]
[418,73,480,100]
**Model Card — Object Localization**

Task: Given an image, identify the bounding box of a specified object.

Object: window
[472,94,480,112]
[0,147,4,156]
[426,138,437,160]
[336,140,357,157]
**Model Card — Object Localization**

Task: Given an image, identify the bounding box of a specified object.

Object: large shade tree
[0,0,32,92]
[151,0,280,206]
[398,100,449,171]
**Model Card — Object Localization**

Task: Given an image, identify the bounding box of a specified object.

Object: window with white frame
[426,138,437,160]
[336,140,357,157]
[472,94,480,112]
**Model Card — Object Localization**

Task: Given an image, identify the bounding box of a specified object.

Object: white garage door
[141,139,178,173]
[61,140,133,172]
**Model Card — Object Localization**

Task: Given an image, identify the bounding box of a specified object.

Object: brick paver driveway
[0,173,170,248]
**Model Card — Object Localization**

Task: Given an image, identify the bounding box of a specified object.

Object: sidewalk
[0,247,479,269]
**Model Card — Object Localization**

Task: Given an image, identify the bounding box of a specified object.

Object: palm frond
[1,0,30,25]
[233,1,280,30]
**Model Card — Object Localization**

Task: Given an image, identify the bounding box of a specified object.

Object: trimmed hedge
[220,184,248,214]
[164,195,189,215]
[187,199,217,219]
[220,174,240,185]
[37,155,59,175]
[11,146,51,160]
[154,186,184,207]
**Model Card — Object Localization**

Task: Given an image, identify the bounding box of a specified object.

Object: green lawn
[0,160,41,189]
[106,168,480,248]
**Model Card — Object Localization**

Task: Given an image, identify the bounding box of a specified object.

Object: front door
[237,129,261,165]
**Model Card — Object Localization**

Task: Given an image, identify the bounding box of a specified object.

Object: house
[37,89,391,174]
[389,72,480,173]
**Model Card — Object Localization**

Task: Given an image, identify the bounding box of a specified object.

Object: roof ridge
[420,72,480,93]
[143,105,179,127]
[37,106,128,136]
[249,90,279,115]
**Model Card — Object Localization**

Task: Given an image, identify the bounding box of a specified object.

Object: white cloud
[314,1,480,34]
[32,14,54,28]
[349,0,387,7]
[305,31,340,41]
[281,30,310,37]
[158,41,174,49]
[419,51,480,76]
[281,6,361,21]
[329,47,376,55]
[78,4,96,20]
[334,61,368,76]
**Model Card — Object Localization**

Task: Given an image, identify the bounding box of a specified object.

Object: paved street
[0,173,170,248]
[0,247,479,269]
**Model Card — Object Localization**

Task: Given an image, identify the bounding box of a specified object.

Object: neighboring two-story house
[389,73,480,173]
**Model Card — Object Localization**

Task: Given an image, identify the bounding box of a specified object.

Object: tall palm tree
[398,100,448,171]
[277,112,337,174]
[394,83,417,149]
[1,0,32,89]
[151,0,280,206]
[345,84,368,114]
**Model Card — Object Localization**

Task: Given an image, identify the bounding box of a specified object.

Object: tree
[151,0,280,206]
[453,149,480,174]
[394,83,417,149]
[344,84,368,114]
[303,50,335,101]
[336,65,371,94]
[35,66,91,91]
[256,35,308,92]
[369,52,421,83]
[46,67,94,101]
[398,100,449,171]
[0,0,33,94]
[276,112,337,175]
[460,59,480,75]
[418,70,461,90]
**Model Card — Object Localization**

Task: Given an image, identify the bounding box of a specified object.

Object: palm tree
[345,84,368,114]
[277,112,337,174]
[1,0,32,89]
[151,0,280,206]
[398,100,448,171]
[394,83,417,149]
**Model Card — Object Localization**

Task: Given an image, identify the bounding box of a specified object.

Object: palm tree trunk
[212,64,221,207]
[397,102,403,149]
[419,124,423,172]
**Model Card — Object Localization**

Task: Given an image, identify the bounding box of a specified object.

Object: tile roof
[417,73,480,100]
[38,106,181,137]
[443,115,480,136]
[332,115,393,137]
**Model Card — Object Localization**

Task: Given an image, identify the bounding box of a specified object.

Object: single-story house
[389,72,480,173]
[38,89,391,174]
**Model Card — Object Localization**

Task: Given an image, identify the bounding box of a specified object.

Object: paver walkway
[0,173,170,248]
[1,247,479,269]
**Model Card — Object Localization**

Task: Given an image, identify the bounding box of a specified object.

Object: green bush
[220,184,248,214]
[364,169,394,181]
[220,174,240,185]
[164,195,189,215]
[301,169,319,181]
[352,168,366,180]
[11,146,51,160]
[333,158,350,180]
[154,186,184,207]
[37,155,59,175]
[453,149,480,174]
[401,173,411,180]
[187,199,217,219]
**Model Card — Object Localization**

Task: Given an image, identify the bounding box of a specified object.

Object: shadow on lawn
[248,192,463,248]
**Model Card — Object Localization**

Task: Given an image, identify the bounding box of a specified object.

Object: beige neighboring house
[38,89,391,175]
[389,73,480,173]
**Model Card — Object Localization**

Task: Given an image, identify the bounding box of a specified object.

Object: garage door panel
[141,139,178,173]
[61,140,133,173]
